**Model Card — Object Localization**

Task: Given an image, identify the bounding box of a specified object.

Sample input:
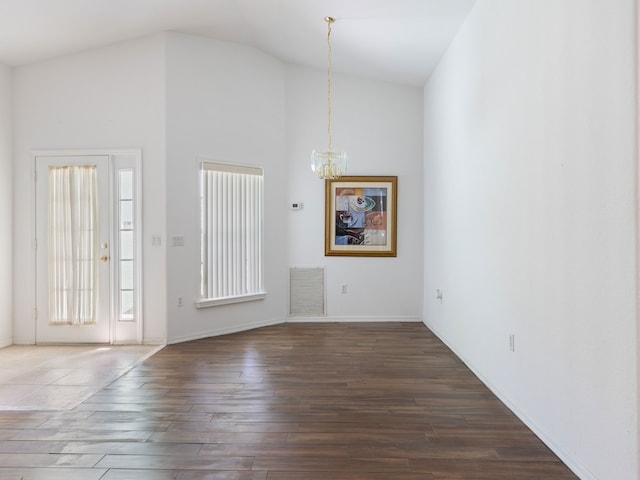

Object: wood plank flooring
[0,322,578,479]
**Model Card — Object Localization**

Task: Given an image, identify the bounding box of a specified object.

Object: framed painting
[325,176,397,257]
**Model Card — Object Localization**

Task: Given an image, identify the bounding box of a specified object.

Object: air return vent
[289,267,325,317]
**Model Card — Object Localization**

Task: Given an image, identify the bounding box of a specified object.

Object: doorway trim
[32,148,143,344]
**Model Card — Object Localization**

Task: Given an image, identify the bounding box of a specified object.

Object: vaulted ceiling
[0,0,476,86]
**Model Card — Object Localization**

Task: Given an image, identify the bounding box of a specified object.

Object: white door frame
[32,148,143,344]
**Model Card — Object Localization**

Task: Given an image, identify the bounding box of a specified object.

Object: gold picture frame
[325,176,397,257]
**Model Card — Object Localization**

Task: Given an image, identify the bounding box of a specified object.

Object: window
[197,160,265,307]
[47,165,98,325]
[117,169,135,321]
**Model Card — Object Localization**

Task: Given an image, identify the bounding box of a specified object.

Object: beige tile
[0,384,44,409]
[0,467,107,479]
[18,385,99,410]
[0,344,162,411]
[4,369,75,385]
[0,452,102,467]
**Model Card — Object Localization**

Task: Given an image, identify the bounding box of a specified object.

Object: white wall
[0,64,12,347]
[10,30,424,345]
[12,35,168,344]
[286,66,424,321]
[423,1,637,479]
[165,33,288,342]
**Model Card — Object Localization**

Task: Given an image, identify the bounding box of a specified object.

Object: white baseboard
[141,337,167,346]
[423,320,595,480]
[166,316,422,343]
[167,317,285,345]
[287,315,422,323]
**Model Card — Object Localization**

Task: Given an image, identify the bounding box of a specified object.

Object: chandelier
[311,16,348,179]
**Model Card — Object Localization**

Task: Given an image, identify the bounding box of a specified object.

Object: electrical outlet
[509,334,515,352]
[177,297,183,308]
[341,284,348,294]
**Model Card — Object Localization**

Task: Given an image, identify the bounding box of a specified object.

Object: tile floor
[0,344,162,410]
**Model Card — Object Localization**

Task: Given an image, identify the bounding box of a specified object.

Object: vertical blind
[48,165,98,325]
[200,162,264,301]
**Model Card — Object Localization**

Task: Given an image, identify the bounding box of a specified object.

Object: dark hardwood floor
[0,322,577,479]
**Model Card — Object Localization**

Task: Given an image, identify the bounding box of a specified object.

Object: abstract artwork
[325,176,397,257]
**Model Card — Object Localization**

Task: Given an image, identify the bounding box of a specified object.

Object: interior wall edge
[635,0,640,476]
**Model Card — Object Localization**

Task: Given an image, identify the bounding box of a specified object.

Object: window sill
[195,292,266,309]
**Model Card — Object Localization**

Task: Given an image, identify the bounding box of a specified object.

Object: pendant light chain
[310,16,347,179]
[326,17,334,154]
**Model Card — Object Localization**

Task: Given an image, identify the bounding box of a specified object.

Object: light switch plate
[171,235,185,247]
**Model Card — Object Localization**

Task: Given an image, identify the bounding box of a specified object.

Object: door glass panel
[119,170,133,200]
[117,169,135,322]
[120,231,134,260]
[47,165,98,326]
[120,200,133,230]
[120,260,134,290]
[120,291,134,321]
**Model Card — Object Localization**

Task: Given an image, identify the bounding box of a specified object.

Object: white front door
[35,155,111,343]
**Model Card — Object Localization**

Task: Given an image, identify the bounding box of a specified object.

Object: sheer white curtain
[48,166,98,325]
[200,162,264,301]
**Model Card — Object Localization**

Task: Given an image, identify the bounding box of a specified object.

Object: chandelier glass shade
[311,16,348,180]
[311,150,348,179]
